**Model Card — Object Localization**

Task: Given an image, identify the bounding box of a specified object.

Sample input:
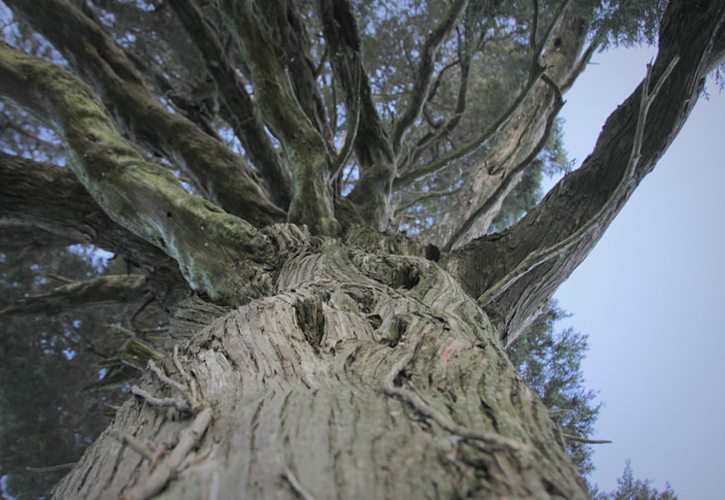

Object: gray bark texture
[53,245,587,499]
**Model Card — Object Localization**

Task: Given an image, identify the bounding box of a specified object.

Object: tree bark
[53,246,587,499]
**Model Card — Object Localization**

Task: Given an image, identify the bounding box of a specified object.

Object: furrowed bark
[0,151,174,272]
[168,0,293,209]
[220,0,339,236]
[390,0,469,153]
[0,274,151,316]
[407,0,594,248]
[319,0,396,229]
[6,0,285,227]
[0,42,288,304]
[447,0,725,344]
[53,245,588,499]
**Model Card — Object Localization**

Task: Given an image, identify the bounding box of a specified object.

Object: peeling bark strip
[53,246,588,499]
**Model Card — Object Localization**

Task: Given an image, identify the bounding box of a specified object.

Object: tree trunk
[53,245,587,499]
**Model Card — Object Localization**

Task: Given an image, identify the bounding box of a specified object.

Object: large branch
[5,0,284,227]
[447,0,725,343]
[0,42,281,304]
[405,0,594,247]
[0,151,172,271]
[0,274,150,316]
[254,0,332,141]
[390,0,469,153]
[0,222,75,254]
[219,0,339,235]
[318,0,396,229]
[168,0,293,209]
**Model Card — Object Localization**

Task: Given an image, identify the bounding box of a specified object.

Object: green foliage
[592,0,668,49]
[0,246,166,499]
[0,248,116,498]
[592,460,677,499]
[508,302,601,475]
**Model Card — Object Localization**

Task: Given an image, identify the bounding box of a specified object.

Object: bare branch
[442,75,565,251]
[0,274,151,316]
[394,188,462,217]
[561,433,612,445]
[394,69,543,188]
[391,0,469,153]
[401,51,473,172]
[425,2,595,246]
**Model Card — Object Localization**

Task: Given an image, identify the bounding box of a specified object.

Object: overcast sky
[553,46,725,498]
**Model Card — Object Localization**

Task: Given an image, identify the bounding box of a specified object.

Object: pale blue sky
[554,47,725,498]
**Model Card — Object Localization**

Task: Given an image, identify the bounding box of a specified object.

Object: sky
[553,47,725,497]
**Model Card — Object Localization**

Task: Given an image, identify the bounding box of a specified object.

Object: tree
[0,0,722,498]
[0,246,133,498]
[508,302,601,476]
[592,460,677,500]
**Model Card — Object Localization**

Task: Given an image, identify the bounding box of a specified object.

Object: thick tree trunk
[53,245,586,499]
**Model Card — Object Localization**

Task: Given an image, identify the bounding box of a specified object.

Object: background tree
[592,460,677,500]
[0,0,722,498]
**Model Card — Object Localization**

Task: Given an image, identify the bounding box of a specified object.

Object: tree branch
[393,69,543,188]
[318,0,395,229]
[447,0,725,343]
[442,76,565,252]
[0,222,75,254]
[390,0,469,153]
[394,188,462,217]
[0,42,281,303]
[254,0,332,141]
[169,0,292,209]
[0,274,151,316]
[0,151,172,271]
[424,1,594,246]
[219,0,339,235]
[6,0,285,227]
[476,59,678,306]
